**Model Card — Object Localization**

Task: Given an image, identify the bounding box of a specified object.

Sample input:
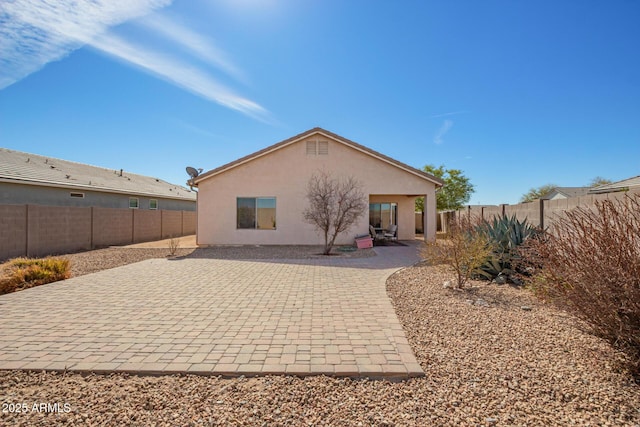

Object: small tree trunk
[323,229,331,255]
[324,230,339,255]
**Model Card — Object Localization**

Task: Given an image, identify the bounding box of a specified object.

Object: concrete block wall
[0,205,27,260]
[415,212,423,233]
[482,206,503,220]
[0,204,197,261]
[183,211,196,235]
[467,205,484,219]
[133,210,162,243]
[93,207,134,247]
[504,203,541,227]
[27,205,92,258]
[161,210,183,239]
[455,188,640,232]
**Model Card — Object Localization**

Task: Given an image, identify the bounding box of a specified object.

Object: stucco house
[541,187,591,200]
[190,127,444,245]
[589,175,640,194]
[0,148,196,211]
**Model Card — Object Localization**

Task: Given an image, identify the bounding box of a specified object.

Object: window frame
[129,197,139,209]
[236,197,277,230]
[149,199,158,210]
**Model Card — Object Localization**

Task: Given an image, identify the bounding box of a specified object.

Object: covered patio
[368,194,435,241]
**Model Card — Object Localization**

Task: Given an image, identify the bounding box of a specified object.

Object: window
[369,203,397,229]
[129,197,139,209]
[237,197,276,229]
[69,192,84,198]
[306,140,329,155]
[149,199,158,210]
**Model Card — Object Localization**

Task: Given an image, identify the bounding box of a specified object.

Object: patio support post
[424,192,437,241]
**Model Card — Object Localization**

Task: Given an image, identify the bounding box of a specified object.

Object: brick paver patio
[0,244,424,378]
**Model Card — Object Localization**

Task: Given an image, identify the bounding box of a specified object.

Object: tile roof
[543,187,592,199]
[192,127,444,186]
[0,148,196,200]
[589,175,640,194]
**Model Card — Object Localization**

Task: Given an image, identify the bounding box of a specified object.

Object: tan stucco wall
[196,135,438,245]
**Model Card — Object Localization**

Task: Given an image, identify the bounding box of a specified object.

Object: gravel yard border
[65,245,375,278]
[1,246,639,425]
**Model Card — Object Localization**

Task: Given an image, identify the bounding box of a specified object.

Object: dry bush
[168,236,180,257]
[520,194,640,377]
[0,257,71,295]
[422,217,492,288]
[303,171,367,255]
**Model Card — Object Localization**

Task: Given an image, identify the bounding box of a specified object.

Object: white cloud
[0,0,269,121]
[434,119,454,145]
[139,14,247,83]
[430,110,468,119]
[90,32,269,120]
[0,0,171,88]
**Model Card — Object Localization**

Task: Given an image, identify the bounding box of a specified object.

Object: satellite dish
[186,166,200,178]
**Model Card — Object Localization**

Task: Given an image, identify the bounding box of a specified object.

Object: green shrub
[422,218,493,288]
[474,214,538,283]
[0,257,71,295]
[521,194,640,378]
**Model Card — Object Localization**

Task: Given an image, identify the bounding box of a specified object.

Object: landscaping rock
[0,252,638,425]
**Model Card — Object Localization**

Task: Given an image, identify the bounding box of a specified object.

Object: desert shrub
[422,217,493,288]
[168,236,180,257]
[473,214,539,284]
[0,257,71,295]
[520,194,640,376]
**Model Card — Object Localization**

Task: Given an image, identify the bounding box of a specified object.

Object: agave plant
[474,214,539,283]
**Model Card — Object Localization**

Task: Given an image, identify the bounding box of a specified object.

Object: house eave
[192,128,444,187]
[0,176,197,202]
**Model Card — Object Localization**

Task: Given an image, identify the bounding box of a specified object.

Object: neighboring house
[589,175,640,194]
[541,187,591,200]
[190,127,444,245]
[0,148,196,211]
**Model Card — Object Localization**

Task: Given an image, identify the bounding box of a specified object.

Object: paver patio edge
[0,243,425,380]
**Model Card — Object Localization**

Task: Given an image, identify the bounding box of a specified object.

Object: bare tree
[303,171,367,255]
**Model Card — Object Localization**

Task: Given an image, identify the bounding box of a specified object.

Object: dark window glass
[237,198,256,229]
[369,203,397,229]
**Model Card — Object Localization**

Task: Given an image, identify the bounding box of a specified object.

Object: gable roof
[192,127,444,186]
[589,175,640,194]
[541,186,591,199]
[0,148,196,201]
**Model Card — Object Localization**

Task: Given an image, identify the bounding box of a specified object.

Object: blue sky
[1,0,638,205]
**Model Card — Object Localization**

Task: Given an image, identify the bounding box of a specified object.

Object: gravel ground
[1,252,639,426]
[65,245,374,278]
